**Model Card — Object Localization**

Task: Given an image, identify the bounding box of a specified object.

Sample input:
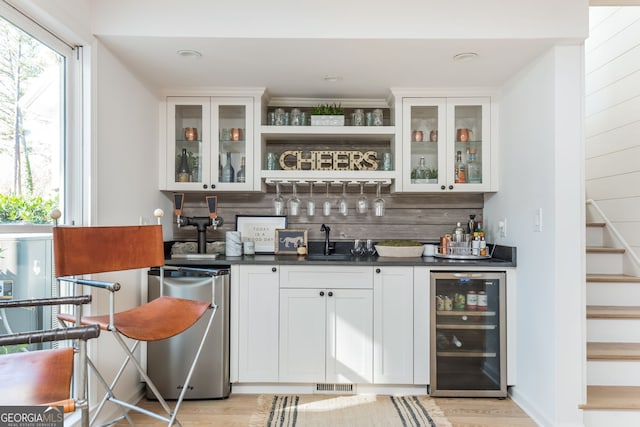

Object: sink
[306,253,353,261]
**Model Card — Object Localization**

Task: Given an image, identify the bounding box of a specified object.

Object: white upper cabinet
[399,95,492,193]
[161,91,263,192]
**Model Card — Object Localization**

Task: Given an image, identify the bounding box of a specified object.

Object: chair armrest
[0,295,92,309]
[0,324,100,346]
[58,277,121,292]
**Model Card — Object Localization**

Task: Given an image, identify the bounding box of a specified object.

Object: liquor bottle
[467,148,482,183]
[455,150,466,183]
[177,148,190,182]
[236,156,246,183]
[221,152,235,183]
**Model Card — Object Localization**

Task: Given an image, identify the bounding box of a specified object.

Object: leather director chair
[52,216,226,426]
[0,295,100,426]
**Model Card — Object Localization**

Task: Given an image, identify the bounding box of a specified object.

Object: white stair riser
[587,319,640,342]
[584,410,640,427]
[587,282,640,306]
[586,227,604,247]
[587,361,640,386]
[587,253,624,275]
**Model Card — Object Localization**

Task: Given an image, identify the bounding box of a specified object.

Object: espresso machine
[173,193,224,254]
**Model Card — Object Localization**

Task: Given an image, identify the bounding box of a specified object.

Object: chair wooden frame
[0,295,100,427]
[52,224,227,426]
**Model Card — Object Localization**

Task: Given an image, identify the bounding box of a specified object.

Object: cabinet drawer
[279,266,373,289]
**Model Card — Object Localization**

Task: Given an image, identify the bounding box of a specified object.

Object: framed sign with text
[235,215,288,254]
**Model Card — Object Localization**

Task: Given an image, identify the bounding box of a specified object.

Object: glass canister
[352,109,365,126]
[274,108,285,126]
[373,109,384,126]
[290,108,302,126]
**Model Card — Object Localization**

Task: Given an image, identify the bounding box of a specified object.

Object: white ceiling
[99,35,560,99]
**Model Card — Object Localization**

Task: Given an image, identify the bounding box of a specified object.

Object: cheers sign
[279,150,379,171]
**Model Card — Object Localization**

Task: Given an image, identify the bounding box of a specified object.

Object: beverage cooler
[430,271,506,397]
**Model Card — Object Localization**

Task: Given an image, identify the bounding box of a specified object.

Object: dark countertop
[164,243,516,268]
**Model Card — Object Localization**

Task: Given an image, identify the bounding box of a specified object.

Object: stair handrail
[586,198,640,272]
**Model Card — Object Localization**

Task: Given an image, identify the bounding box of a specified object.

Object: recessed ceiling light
[453,52,478,63]
[177,50,202,58]
[323,74,341,82]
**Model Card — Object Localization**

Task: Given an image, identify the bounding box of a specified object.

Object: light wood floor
[115,394,537,426]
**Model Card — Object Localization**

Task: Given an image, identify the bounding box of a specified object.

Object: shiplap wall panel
[586,145,640,179]
[585,94,640,137]
[586,117,640,157]
[586,7,640,264]
[172,191,484,244]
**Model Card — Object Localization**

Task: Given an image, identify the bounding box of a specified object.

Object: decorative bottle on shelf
[467,148,482,183]
[221,152,235,183]
[455,150,467,183]
[177,148,191,182]
[236,156,246,183]
[413,156,427,183]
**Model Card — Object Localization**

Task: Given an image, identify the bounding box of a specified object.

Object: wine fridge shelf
[436,324,497,330]
[437,351,497,358]
[436,310,496,317]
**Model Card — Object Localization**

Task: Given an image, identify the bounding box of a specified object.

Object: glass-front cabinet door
[401,97,490,192]
[165,96,254,191]
[430,271,506,397]
[401,98,446,191]
[446,98,490,192]
[212,98,254,191]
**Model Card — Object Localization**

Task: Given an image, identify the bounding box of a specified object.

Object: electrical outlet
[498,218,507,238]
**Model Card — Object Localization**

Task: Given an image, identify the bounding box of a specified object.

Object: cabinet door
[279,288,326,383]
[166,97,212,191]
[238,265,279,382]
[373,266,413,384]
[211,97,255,191]
[326,289,373,384]
[445,98,491,192]
[401,98,446,191]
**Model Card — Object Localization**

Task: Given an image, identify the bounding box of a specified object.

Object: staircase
[581,218,640,426]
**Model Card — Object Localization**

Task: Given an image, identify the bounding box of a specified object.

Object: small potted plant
[310,103,345,126]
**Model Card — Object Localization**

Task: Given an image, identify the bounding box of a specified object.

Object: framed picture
[275,229,308,254]
[235,215,287,254]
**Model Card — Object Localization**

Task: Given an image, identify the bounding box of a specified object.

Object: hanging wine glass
[373,181,385,217]
[306,181,316,217]
[322,181,332,216]
[338,181,348,216]
[356,181,369,215]
[288,181,301,216]
[273,181,285,215]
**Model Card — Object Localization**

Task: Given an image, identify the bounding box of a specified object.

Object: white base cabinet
[279,266,374,384]
[373,266,414,384]
[237,265,279,382]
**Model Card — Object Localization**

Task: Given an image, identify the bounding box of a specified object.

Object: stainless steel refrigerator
[147,267,230,399]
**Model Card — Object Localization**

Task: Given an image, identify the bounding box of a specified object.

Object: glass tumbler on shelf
[273,181,285,215]
[352,109,364,126]
[288,181,301,216]
[374,181,385,217]
[290,108,301,126]
[373,109,384,126]
[322,181,332,217]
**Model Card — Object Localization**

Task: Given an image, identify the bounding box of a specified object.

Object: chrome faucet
[320,224,332,255]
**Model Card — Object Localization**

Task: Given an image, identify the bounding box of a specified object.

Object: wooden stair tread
[587,273,640,283]
[587,342,640,360]
[586,246,625,254]
[586,222,606,228]
[587,305,640,319]
[580,386,640,410]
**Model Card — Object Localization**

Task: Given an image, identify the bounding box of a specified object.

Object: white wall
[485,44,585,427]
[89,0,587,40]
[585,7,640,263]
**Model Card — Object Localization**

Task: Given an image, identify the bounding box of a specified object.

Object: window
[0,5,84,347]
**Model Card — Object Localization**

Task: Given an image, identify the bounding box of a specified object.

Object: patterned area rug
[252,394,452,427]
